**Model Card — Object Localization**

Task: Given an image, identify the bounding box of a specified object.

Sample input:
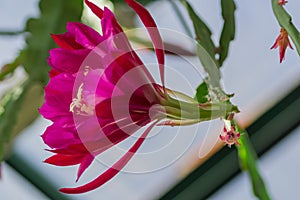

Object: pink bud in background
[271,28,293,63]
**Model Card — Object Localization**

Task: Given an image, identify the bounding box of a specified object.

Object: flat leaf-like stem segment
[218,0,236,66]
[181,0,235,104]
[237,127,271,200]
[23,0,83,83]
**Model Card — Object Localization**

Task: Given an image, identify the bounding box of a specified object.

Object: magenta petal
[39,105,74,128]
[48,69,60,77]
[104,52,154,91]
[59,121,157,194]
[42,123,79,149]
[66,22,103,49]
[41,2,168,193]
[39,103,68,121]
[40,73,75,123]
[48,48,89,73]
[51,33,82,50]
[101,8,123,38]
[50,144,89,155]
[79,68,117,102]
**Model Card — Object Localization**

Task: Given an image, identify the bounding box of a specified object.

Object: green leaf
[196,45,221,89]
[168,0,193,38]
[23,0,83,84]
[0,80,44,161]
[272,0,300,56]
[180,0,217,63]
[194,82,209,103]
[237,128,271,200]
[180,0,223,90]
[218,0,236,66]
[182,0,238,109]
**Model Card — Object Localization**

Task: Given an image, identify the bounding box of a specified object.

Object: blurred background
[0,0,299,199]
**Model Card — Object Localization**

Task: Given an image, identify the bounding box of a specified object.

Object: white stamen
[70,83,94,116]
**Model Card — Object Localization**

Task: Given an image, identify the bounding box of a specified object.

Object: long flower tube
[40,0,238,194]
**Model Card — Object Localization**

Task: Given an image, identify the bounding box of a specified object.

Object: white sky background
[0,0,300,199]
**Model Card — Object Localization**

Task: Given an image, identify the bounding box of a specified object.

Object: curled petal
[125,0,165,86]
[60,121,158,194]
[76,154,94,182]
[84,0,103,19]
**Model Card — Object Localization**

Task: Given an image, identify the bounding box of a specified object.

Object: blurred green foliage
[237,129,271,200]
[0,0,83,162]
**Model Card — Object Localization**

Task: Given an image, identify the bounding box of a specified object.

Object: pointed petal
[51,34,77,50]
[42,124,79,149]
[76,154,94,182]
[48,48,89,74]
[47,148,80,155]
[125,0,165,86]
[66,22,103,49]
[279,46,286,63]
[44,154,83,166]
[270,39,279,49]
[60,121,158,194]
[288,39,294,49]
[101,8,124,37]
[104,52,154,90]
[84,0,103,19]
[219,135,225,141]
[49,143,90,155]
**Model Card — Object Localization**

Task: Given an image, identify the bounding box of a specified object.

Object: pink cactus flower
[271,28,293,63]
[40,0,236,194]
